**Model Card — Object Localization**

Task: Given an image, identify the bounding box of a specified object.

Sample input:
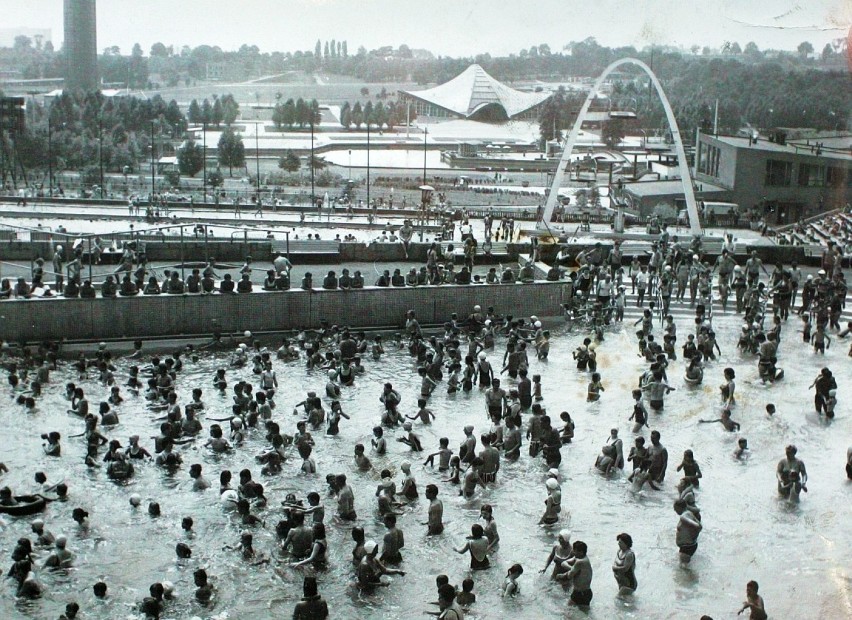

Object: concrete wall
[0,283,568,342]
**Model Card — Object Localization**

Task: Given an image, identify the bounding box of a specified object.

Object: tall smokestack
[63,0,98,92]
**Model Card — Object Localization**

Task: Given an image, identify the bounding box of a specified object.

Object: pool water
[0,308,850,619]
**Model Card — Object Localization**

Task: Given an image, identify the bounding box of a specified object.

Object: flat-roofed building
[694,131,851,224]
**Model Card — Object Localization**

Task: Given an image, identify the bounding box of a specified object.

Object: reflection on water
[0,309,850,619]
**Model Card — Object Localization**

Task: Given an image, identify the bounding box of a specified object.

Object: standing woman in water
[611,533,637,595]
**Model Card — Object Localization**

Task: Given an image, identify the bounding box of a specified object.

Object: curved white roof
[402,64,550,119]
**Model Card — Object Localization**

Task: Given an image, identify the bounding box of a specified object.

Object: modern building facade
[398,65,551,122]
[694,132,851,224]
[63,0,98,92]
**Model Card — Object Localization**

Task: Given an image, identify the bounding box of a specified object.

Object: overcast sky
[3,0,848,56]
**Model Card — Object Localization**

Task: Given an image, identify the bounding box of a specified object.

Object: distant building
[694,131,852,224]
[63,0,98,92]
[398,64,551,122]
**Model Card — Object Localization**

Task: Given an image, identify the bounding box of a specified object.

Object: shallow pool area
[0,307,850,619]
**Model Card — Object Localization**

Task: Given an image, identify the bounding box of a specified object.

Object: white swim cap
[327,370,336,379]
[129,493,142,507]
[364,540,378,554]
[547,468,560,478]
[478,352,486,360]
[474,305,481,312]
[221,489,239,505]
[244,330,252,338]
[693,254,699,261]
[546,478,559,490]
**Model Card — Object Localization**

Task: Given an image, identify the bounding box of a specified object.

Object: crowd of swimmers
[0,227,849,618]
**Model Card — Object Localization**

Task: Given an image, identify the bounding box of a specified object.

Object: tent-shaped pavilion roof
[401,64,550,119]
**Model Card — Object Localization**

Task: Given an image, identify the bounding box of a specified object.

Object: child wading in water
[587,373,604,402]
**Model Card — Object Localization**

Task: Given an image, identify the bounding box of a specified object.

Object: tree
[373,101,386,129]
[360,86,370,97]
[13,35,32,51]
[221,94,239,125]
[363,101,374,128]
[729,42,742,55]
[352,101,363,129]
[212,98,224,126]
[324,41,330,59]
[150,42,169,58]
[188,99,202,124]
[340,101,352,129]
[308,155,327,171]
[278,150,300,173]
[315,40,321,59]
[342,41,348,57]
[217,128,245,176]
[821,43,834,62]
[601,118,626,148]
[282,99,296,128]
[295,98,308,128]
[178,140,204,177]
[198,99,213,124]
[132,43,143,57]
[797,41,814,58]
[744,41,761,60]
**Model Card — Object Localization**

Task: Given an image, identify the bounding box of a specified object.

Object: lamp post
[47,116,53,197]
[419,184,433,242]
[348,149,351,180]
[150,121,156,202]
[202,121,207,203]
[366,122,371,208]
[255,121,261,205]
[310,117,315,208]
[98,117,105,199]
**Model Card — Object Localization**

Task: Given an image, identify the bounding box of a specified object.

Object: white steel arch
[538,58,703,235]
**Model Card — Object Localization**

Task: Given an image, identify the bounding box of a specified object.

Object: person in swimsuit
[611,533,637,594]
[674,499,702,564]
[539,478,561,525]
[454,524,490,570]
[776,444,808,499]
[738,580,768,620]
[540,530,573,580]
[424,484,444,535]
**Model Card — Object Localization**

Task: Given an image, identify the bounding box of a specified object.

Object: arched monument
[538,58,703,236]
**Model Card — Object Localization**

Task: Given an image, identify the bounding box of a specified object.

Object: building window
[765,159,792,187]
[798,163,826,187]
[698,143,720,177]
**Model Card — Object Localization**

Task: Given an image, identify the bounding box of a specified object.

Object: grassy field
[148,72,419,106]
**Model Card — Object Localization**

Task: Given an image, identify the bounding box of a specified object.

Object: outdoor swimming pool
[0,309,849,619]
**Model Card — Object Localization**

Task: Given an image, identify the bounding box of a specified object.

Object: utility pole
[310,117,315,207]
[366,121,370,208]
[150,120,155,201]
[47,117,53,197]
[98,117,104,199]
[202,121,207,203]
[255,122,261,203]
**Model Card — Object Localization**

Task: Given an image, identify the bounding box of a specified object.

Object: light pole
[202,121,207,203]
[348,149,351,180]
[310,117,315,208]
[98,117,104,199]
[366,122,371,208]
[47,116,53,197]
[150,121,156,201]
[255,121,261,204]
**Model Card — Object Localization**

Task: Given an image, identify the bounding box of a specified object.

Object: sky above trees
[3,0,846,58]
